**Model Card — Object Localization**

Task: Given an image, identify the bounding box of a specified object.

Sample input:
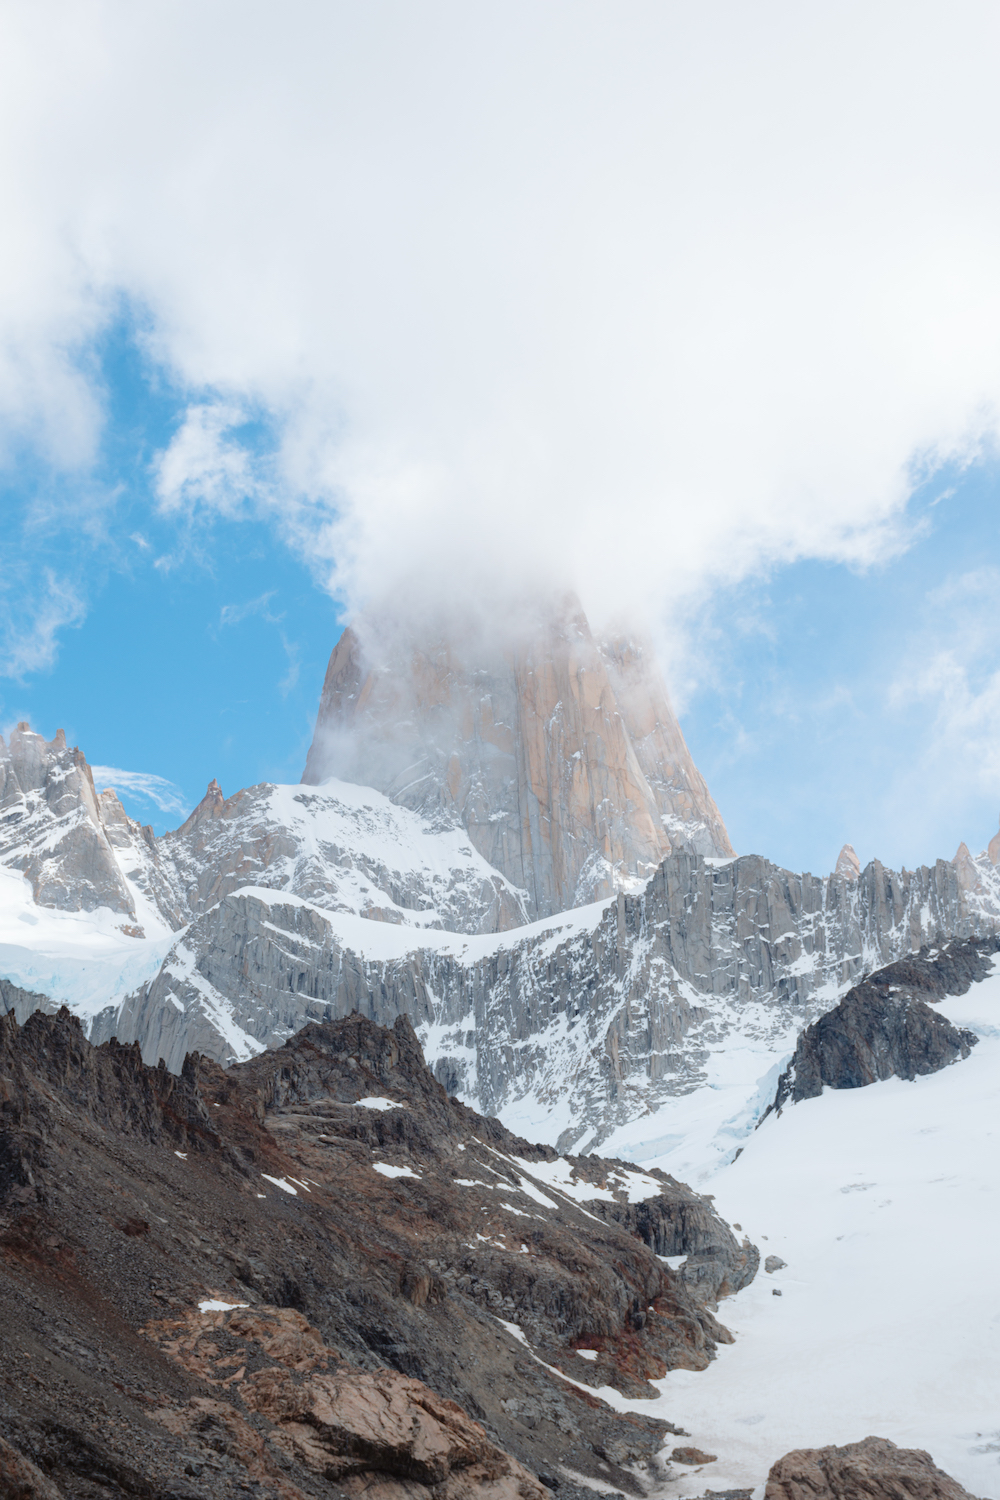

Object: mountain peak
[302,602,733,920]
[177,777,225,833]
[835,843,861,881]
[988,816,1000,866]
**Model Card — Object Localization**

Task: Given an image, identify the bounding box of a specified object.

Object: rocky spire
[834,844,861,881]
[952,841,982,892]
[0,723,136,914]
[988,816,1000,866]
[301,600,733,920]
[177,778,225,834]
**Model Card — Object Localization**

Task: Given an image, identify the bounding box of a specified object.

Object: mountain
[89,843,1000,1153]
[651,938,1000,1498]
[302,600,734,919]
[0,1003,753,1500]
[4,612,1000,1499]
[0,723,148,920]
[5,663,1000,1163]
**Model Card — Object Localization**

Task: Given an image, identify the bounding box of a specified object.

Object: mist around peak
[303,596,733,922]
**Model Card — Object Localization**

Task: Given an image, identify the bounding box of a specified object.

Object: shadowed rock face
[764,1436,979,1500]
[301,601,733,920]
[0,1004,754,1500]
[767,937,995,1114]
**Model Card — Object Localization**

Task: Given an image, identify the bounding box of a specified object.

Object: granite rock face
[302,600,734,920]
[834,844,861,881]
[767,937,992,1114]
[0,977,56,1026]
[0,727,529,940]
[94,848,1000,1148]
[0,725,142,918]
[764,1437,978,1500]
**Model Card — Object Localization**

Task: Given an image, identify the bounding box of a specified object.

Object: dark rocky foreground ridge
[766,936,997,1116]
[0,1005,758,1500]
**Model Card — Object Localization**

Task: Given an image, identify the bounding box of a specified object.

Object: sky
[2,1,1000,873]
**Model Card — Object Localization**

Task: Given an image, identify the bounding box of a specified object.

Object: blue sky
[3,4,1000,878]
[1,321,345,824]
[4,314,998,876]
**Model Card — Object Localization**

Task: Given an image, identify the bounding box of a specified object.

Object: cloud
[154,402,262,521]
[888,569,1000,815]
[90,765,190,818]
[219,590,278,627]
[0,569,86,680]
[3,2,1000,658]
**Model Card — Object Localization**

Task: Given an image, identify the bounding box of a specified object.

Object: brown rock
[671,1446,716,1465]
[301,598,733,921]
[243,1363,547,1499]
[1,1004,734,1500]
[988,815,1000,866]
[764,1436,979,1500]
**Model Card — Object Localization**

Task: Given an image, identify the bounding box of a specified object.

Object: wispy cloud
[90,765,190,818]
[219,589,279,627]
[278,633,300,697]
[0,569,86,680]
[888,568,1000,808]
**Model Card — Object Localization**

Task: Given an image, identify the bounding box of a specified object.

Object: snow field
[624,966,1000,1498]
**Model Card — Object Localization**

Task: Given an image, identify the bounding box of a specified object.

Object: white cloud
[0,570,86,680]
[219,590,278,627]
[2,2,1000,656]
[888,569,1000,817]
[154,402,262,520]
[90,765,189,818]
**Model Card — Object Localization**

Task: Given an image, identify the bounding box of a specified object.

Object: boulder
[765,1436,979,1500]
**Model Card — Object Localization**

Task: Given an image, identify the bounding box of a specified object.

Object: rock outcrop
[0,727,529,942]
[0,724,141,917]
[766,936,993,1114]
[834,844,861,881]
[301,600,734,920]
[988,815,1000,867]
[764,1437,979,1500]
[0,1004,751,1499]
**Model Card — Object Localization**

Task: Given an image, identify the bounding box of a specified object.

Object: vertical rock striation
[302,600,734,920]
[94,846,1000,1148]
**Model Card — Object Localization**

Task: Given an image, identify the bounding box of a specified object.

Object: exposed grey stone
[98,849,1000,1148]
[0,977,56,1026]
[0,725,137,916]
[766,937,992,1116]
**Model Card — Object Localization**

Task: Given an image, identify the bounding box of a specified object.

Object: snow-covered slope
[156,776,529,933]
[0,862,174,1023]
[0,723,528,942]
[594,959,1000,1500]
